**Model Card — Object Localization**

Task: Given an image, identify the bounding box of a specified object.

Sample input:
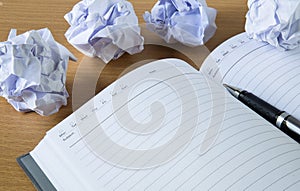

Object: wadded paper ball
[246,0,300,50]
[0,28,76,116]
[64,0,144,63]
[143,0,217,47]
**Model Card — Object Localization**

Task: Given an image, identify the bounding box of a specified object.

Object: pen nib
[223,84,242,98]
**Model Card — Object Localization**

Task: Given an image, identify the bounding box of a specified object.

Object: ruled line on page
[213,144,299,190]
[221,44,269,81]
[78,81,211,165]
[173,133,282,191]
[283,179,300,191]
[87,94,231,177]
[244,157,300,191]
[240,54,300,90]
[262,166,300,191]
[97,105,256,183]
[116,124,275,190]
[90,100,237,178]
[68,72,200,149]
[122,111,258,190]
[102,104,250,187]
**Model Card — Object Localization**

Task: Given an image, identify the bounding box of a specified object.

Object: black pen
[224,84,300,143]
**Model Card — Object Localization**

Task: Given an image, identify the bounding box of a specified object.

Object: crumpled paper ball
[246,0,300,50]
[0,28,76,116]
[143,0,217,47]
[64,0,144,63]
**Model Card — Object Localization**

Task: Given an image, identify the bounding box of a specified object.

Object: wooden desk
[0,0,247,190]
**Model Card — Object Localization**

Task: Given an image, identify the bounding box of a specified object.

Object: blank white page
[201,33,300,120]
[31,58,300,190]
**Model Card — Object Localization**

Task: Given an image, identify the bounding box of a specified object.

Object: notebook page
[31,59,300,190]
[201,32,300,120]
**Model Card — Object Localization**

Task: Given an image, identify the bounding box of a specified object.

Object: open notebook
[18,33,300,191]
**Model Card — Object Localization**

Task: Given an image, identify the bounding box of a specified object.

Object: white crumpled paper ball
[245,0,300,50]
[0,28,76,116]
[143,0,217,47]
[64,0,144,63]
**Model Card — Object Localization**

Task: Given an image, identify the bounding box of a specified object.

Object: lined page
[201,32,300,120]
[31,59,300,190]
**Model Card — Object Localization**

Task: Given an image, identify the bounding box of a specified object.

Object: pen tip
[223,84,229,88]
[222,84,240,98]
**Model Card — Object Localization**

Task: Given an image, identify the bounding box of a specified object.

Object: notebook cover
[17,153,56,191]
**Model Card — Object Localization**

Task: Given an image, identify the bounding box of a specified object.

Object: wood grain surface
[0,0,247,190]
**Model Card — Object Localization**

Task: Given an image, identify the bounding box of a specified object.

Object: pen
[224,84,300,143]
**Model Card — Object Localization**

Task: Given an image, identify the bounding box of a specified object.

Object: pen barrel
[238,91,281,126]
